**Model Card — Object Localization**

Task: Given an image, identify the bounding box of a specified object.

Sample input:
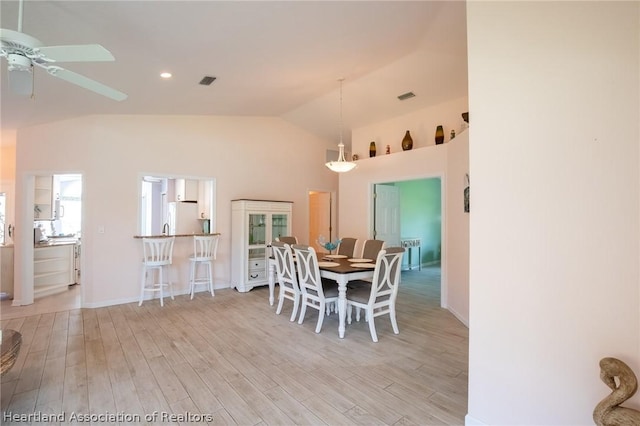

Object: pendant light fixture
[325,78,357,173]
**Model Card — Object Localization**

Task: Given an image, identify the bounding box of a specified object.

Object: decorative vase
[369,141,376,157]
[401,130,413,151]
[435,125,444,145]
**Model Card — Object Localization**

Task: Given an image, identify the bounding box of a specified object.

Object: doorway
[31,173,82,308]
[373,178,442,286]
[308,190,335,252]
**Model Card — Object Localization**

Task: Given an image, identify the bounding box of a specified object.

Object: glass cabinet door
[248,213,266,245]
[271,213,289,241]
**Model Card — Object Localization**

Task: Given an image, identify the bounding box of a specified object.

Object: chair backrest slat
[292,244,325,298]
[276,236,298,245]
[361,239,386,261]
[193,235,219,260]
[369,247,404,304]
[143,236,175,265]
[337,237,358,257]
[271,241,298,290]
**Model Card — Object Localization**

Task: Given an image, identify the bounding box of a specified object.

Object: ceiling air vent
[397,91,415,101]
[199,76,217,86]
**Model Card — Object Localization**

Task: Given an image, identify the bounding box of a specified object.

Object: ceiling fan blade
[46,66,127,101]
[37,44,114,62]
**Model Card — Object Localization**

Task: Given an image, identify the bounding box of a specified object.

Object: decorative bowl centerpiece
[317,236,342,254]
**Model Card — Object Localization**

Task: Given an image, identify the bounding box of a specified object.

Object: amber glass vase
[401,130,413,151]
[435,125,445,145]
[369,141,376,157]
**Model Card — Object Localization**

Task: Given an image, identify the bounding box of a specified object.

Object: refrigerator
[167,202,201,234]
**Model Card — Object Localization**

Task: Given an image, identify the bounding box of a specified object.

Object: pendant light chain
[339,78,344,149]
[324,77,356,172]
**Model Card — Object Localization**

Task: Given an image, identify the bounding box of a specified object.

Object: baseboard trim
[465,413,487,425]
[83,283,230,308]
[448,305,469,328]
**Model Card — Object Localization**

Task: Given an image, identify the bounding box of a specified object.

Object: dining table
[268,254,376,338]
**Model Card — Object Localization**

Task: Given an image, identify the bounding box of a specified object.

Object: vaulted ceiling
[0,1,468,145]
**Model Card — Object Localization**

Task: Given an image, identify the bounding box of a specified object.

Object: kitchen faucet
[162,223,169,235]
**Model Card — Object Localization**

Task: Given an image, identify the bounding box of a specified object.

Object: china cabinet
[231,199,292,292]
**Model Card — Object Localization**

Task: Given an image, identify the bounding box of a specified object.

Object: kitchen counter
[35,239,79,248]
[133,233,221,239]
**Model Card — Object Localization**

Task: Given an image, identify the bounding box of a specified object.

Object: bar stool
[189,235,219,299]
[139,236,175,306]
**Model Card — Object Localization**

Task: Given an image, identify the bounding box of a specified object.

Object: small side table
[400,238,422,271]
[1,329,22,376]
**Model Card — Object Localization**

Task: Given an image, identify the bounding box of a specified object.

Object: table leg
[337,276,348,338]
[268,261,276,306]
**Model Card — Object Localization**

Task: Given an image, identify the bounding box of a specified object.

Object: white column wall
[467,2,639,424]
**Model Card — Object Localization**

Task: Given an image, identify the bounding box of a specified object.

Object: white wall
[14,115,338,307]
[467,2,639,424]
[339,130,469,324]
[447,130,469,324]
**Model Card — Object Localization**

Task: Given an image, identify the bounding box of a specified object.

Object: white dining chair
[271,241,301,321]
[360,239,386,261]
[188,234,219,299]
[139,236,175,306]
[348,238,387,319]
[275,236,298,245]
[346,247,404,342]
[292,244,338,333]
[336,237,358,258]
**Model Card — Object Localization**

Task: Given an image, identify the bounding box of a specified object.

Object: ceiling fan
[0,0,127,101]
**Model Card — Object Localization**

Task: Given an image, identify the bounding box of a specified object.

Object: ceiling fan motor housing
[7,53,31,72]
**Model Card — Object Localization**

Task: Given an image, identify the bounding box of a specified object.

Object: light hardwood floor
[1,285,82,321]
[1,266,468,425]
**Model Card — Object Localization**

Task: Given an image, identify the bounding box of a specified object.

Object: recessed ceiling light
[160,72,172,79]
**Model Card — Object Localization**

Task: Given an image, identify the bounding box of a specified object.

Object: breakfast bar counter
[133,233,222,298]
[133,233,221,239]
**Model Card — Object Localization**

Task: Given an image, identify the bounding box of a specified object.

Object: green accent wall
[396,178,442,266]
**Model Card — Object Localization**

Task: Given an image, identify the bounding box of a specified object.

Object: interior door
[309,191,332,252]
[374,184,401,246]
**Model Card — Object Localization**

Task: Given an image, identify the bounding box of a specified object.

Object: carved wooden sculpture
[594,357,640,425]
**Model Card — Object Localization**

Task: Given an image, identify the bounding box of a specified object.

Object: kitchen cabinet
[34,243,75,298]
[231,199,292,292]
[34,175,54,220]
[0,245,14,299]
[175,178,199,202]
[198,180,212,220]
